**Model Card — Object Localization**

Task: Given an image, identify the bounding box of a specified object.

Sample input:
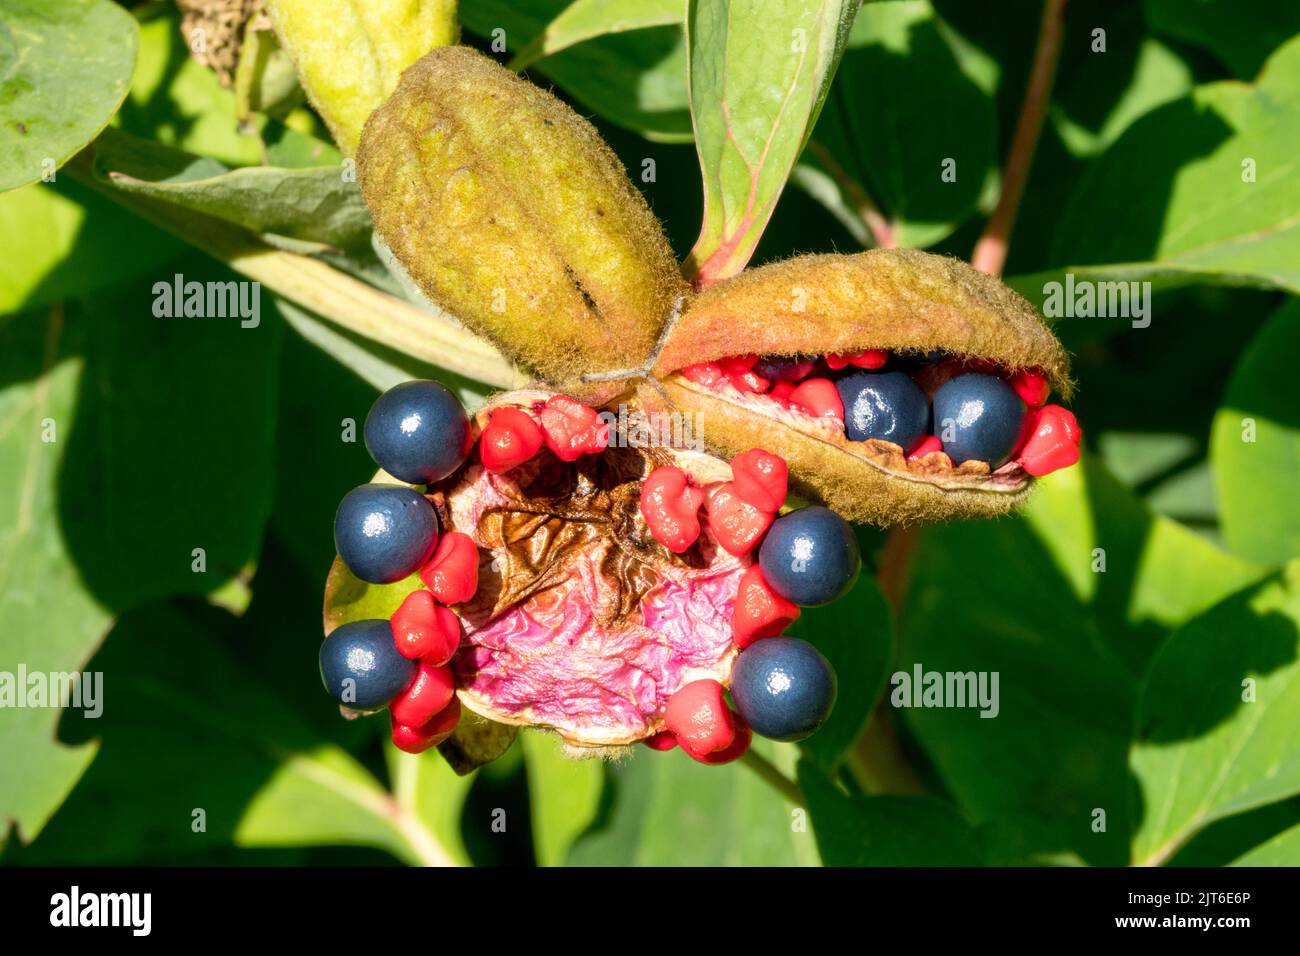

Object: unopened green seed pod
[357,46,687,402]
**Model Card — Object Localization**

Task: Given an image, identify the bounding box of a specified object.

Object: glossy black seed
[932,372,1026,468]
[758,506,860,606]
[835,370,930,449]
[364,380,471,485]
[319,619,416,709]
[334,484,438,584]
[730,637,837,742]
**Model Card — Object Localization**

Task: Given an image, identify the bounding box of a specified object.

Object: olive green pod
[357,46,686,400]
[650,249,1074,526]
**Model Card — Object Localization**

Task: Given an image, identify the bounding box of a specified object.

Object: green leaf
[788,564,892,771]
[120,11,264,168]
[798,761,983,865]
[265,0,459,155]
[509,0,681,71]
[55,259,283,611]
[808,0,996,249]
[9,600,457,866]
[0,0,137,192]
[92,128,371,254]
[1144,0,1300,78]
[462,0,693,142]
[1042,36,1300,296]
[897,453,1265,865]
[568,742,819,865]
[685,0,858,282]
[0,178,180,315]
[1050,38,1193,159]
[1230,819,1300,866]
[1130,566,1300,866]
[520,730,604,866]
[1211,300,1300,567]
[0,309,108,843]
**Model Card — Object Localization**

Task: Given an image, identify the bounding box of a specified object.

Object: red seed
[539,395,609,461]
[718,354,769,393]
[906,435,944,461]
[732,564,800,648]
[390,590,462,664]
[642,730,678,751]
[390,697,461,754]
[694,714,752,765]
[664,679,735,759]
[789,378,844,421]
[389,661,456,728]
[827,349,888,370]
[1018,404,1081,477]
[680,362,727,388]
[420,531,479,604]
[730,448,788,513]
[479,406,544,473]
[769,381,796,401]
[706,483,774,557]
[640,466,705,553]
[1010,368,1051,408]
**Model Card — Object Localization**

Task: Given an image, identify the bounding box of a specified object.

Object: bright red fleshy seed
[769,381,796,402]
[789,378,845,421]
[1018,404,1082,477]
[826,349,888,370]
[706,483,774,557]
[640,466,705,553]
[664,679,736,759]
[539,395,609,461]
[732,564,800,649]
[390,590,462,665]
[718,354,770,394]
[479,406,544,473]
[420,531,480,604]
[642,730,678,751]
[730,448,788,513]
[694,714,752,765]
[1010,368,1051,408]
[390,661,456,729]
[680,362,727,388]
[906,435,944,461]
[390,697,461,754]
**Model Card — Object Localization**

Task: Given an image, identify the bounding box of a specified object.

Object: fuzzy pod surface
[356,46,686,402]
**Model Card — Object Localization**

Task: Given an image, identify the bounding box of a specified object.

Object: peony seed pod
[649,249,1075,524]
[356,46,686,404]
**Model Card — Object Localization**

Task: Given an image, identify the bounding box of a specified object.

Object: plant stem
[971,0,1068,276]
[740,749,805,805]
[846,708,925,795]
[844,525,927,795]
[65,151,523,390]
[806,139,895,249]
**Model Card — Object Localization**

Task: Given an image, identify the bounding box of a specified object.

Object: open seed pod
[650,250,1075,524]
[356,45,1079,528]
[326,388,820,761]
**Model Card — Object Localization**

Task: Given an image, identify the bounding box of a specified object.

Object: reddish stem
[971,0,1068,276]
